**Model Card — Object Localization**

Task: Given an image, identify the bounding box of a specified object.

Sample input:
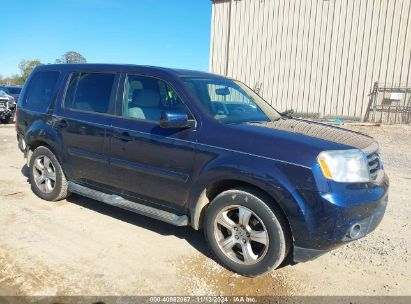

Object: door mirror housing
[160,110,192,129]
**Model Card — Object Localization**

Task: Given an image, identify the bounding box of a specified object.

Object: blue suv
[16,64,388,276]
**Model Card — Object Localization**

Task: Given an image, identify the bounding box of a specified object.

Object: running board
[68,182,189,226]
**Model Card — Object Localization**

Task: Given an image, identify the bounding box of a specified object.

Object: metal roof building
[210,0,411,123]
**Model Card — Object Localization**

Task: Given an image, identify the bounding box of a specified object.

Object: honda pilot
[16,64,388,276]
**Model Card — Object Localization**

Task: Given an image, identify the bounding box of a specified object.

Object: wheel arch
[189,178,293,240]
[27,140,60,167]
[25,121,64,167]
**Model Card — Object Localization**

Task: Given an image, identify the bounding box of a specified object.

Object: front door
[108,73,197,211]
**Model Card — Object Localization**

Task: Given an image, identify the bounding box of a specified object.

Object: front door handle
[56,119,68,128]
[114,131,132,142]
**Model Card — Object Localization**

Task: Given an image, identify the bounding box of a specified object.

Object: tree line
[0,51,87,86]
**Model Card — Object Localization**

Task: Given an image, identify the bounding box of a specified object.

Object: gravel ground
[0,123,410,296]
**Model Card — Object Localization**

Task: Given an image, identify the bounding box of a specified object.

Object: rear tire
[29,146,70,201]
[204,187,290,277]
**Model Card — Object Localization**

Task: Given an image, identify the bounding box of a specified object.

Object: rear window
[24,71,60,111]
[64,72,115,114]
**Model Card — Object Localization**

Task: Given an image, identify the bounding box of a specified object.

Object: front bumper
[0,109,12,119]
[290,173,389,263]
[293,246,328,263]
[293,194,387,262]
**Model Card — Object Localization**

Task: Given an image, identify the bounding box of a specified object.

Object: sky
[0,0,212,77]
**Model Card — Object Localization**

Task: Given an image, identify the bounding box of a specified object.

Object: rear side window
[24,71,60,111]
[64,72,115,114]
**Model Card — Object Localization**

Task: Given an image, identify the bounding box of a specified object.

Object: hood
[249,118,378,153]
[218,118,378,169]
[0,91,12,100]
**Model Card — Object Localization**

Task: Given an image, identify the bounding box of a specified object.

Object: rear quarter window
[23,71,60,112]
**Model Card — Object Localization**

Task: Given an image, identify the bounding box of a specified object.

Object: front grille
[0,100,7,110]
[367,151,381,180]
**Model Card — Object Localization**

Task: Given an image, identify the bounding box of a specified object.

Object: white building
[210,0,411,123]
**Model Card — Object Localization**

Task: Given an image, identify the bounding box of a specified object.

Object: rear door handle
[114,131,132,142]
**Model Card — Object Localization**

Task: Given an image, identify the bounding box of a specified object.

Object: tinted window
[24,71,59,111]
[6,87,21,94]
[123,75,191,122]
[64,73,115,114]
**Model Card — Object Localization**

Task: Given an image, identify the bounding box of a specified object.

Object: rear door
[54,71,120,188]
[108,73,198,211]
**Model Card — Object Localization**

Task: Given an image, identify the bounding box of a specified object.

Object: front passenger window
[123,75,190,122]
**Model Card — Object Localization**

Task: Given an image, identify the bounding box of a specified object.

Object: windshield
[0,87,21,94]
[182,77,281,124]
[7,87,21,94]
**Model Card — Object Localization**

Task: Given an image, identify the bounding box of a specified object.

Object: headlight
[379,152,384,170]
[317,149,370,183]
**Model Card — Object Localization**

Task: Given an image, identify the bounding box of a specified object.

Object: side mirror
[280,109,294,118]
[160,110,191,128]
[215,87,230,96]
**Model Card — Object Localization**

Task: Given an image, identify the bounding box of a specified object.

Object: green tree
[0,74,21,85]
[18,59,43,84]
[55,51,87,64]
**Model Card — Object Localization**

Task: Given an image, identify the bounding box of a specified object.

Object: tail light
[15,105,18,130]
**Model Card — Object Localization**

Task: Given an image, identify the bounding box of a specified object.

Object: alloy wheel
[213,205,269,265]
[33,155,56,194]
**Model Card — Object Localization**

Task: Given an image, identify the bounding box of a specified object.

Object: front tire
[29,146,70,201]
[204,188,290,277]
[0,115,11,124]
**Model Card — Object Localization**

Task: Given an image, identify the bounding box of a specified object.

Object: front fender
[188,151,316,232]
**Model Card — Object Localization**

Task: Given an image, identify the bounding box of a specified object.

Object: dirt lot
[0,123,410,296]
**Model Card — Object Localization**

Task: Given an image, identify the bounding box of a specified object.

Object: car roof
[35,63,227,79]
